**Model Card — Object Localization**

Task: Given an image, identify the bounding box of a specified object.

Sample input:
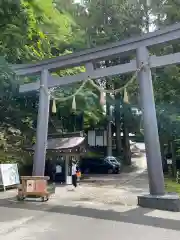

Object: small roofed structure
[27,136,86,155]
[26,134,86,185]
[47,136,85,155]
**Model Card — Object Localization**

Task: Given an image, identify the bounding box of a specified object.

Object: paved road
[0,201,180,239]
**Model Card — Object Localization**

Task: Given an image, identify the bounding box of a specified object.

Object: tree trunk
[171,140,176,178]
[122,119,131,165]
[160,138,164,159]
[106,81,112,156]
[159,137,165,165]
[114,92,122,156]
[167,140,176,178]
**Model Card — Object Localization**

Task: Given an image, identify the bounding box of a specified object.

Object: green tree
[0,0,88,165]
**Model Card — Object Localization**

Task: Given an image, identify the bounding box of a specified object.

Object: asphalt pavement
[0,201,180,239]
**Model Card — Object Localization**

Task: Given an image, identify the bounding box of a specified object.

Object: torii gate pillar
[136,46,165,195]
[136,47,179,211]
[32,69,50,176]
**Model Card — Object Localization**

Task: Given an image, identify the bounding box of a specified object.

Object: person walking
[72,161,77,188]
[76,164,81,185]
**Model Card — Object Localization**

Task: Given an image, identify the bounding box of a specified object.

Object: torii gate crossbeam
[15,23,180,211]
[12,23,180,75]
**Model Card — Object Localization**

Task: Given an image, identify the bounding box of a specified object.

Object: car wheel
[108,169,113,174]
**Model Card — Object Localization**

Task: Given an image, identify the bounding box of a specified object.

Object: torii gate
[13,23,180,211]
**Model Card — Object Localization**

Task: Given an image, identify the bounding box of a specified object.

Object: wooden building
[27,133,86,184]
[87,128,135,148]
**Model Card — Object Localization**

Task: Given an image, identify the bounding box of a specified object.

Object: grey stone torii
[12,23,180,210]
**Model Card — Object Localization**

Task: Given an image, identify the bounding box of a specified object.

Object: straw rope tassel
[100,90,106,105]
[123,87,129,103]
[52,99,57,113]
[72,96,76,111]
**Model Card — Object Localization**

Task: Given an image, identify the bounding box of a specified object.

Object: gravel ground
[0,154,148,207]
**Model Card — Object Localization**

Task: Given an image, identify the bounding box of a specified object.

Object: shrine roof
[26,137,85,151]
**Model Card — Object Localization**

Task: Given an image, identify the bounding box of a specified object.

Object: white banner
[0,164,20,187]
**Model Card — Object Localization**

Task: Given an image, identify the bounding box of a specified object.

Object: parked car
[103,156,122,170]
[78,156,121,174]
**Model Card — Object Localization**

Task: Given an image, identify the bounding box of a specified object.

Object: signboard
[167,159,173,165]
[35,180,46,192]
[0,164,20,188]
[26,179,46,193]
[26,180,35,192]
[66,176,72,185]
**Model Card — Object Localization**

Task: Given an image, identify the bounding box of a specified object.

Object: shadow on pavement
[0,197,180,231]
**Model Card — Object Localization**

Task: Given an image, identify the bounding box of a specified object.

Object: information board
[0,164,20,188]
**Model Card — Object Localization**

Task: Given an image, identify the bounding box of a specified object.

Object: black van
[79,157,121,174]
